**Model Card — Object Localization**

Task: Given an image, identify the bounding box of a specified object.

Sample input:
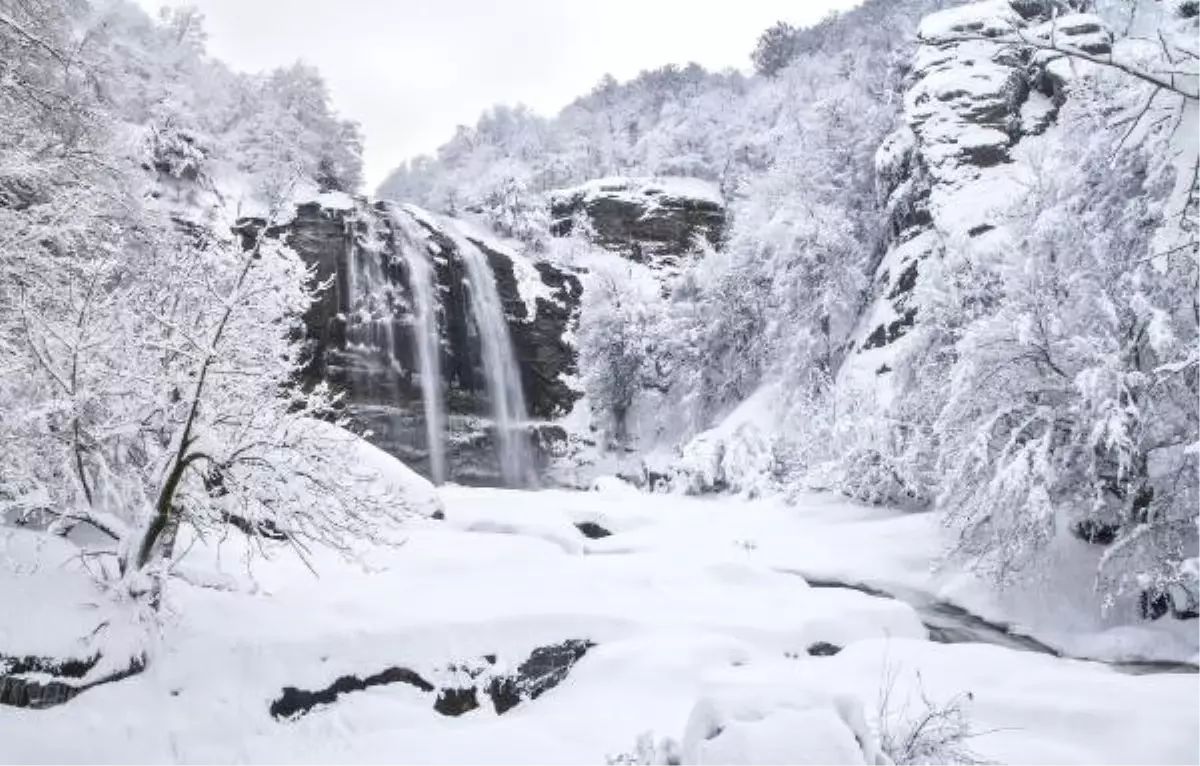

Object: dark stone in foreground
[486,639,594,715]
[270,639,595,721]
[0,652,146,709]
[574,521,612,539]
[806,641,842,657]
[270,666,435,720]
[433,686,480,716]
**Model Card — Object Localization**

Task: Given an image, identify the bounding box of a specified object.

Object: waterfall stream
[390,212,447,484]
[449,227,535,487]
[344,224,397,366]
[344,206,535,487]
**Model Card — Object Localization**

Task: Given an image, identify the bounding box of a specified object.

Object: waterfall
[343,223,397,367]
[449,228,535,487]
[390,212,446,484]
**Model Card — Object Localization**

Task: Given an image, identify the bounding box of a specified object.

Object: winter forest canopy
[0,0,1198,763]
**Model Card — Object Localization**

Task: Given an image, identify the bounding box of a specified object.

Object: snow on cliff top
[551,176,723,207]
[918,0,1020,39]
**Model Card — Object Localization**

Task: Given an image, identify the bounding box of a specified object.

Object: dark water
[789,571,1199,675]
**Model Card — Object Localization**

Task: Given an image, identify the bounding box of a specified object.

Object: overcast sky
[137,0,862,190]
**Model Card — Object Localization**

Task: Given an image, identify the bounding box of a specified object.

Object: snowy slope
[1,484,1194,764]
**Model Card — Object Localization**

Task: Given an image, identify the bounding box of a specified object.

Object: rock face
[842,0,1108,383]
[549,177,725,265]
[253,196,582,485]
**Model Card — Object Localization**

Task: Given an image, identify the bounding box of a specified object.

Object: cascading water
[343,222,398,371]
[389,211,446,485]
[449,227,535,487]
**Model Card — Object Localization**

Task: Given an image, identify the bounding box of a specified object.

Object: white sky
[136,0,862,190]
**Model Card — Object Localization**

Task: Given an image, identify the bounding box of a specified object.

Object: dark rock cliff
[246,196,582,485]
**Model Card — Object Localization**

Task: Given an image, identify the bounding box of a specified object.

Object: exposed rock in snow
[268,639,593,721]
[549,177,725,266]
[575,521,613,540]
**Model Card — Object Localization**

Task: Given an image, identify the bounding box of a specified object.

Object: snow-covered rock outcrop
[549,176,725,266]
[840,0,1112,398]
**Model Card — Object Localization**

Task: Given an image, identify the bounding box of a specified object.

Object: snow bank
[315,419,443,520]
[682,686,882,765]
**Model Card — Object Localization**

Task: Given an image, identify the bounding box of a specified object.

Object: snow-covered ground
[1,485,1196,764]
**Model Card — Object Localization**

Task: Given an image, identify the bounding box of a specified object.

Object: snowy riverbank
[1,484,1196,764]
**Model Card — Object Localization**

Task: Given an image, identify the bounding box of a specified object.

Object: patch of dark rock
[270,666,435,720]
[875,363,893,375]
[487,639,594,715]
[887,260,920,300]
[960,142,1010,168]
[807,642,842,657]
[271,639,595,722]
[1139,588,1198,622]
[1071,518,1120,545]
[1,653,98,679]
[0,653,146,709]
[575,521,612,539]
[431,509,446,521]
[967,223,995,237]
[862,307,918,351]
[434,686,480,716]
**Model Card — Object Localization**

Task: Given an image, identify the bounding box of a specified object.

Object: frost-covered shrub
[606,731,681,765]
[878,686,988,766]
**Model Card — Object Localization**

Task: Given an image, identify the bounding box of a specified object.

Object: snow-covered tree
[577,259,665,445]
[930,70,1198,615]
[0,0,402,614]
[751,21,801,77]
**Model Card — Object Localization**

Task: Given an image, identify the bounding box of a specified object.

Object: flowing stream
[790,571,1199,675]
